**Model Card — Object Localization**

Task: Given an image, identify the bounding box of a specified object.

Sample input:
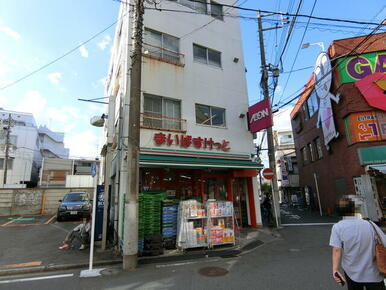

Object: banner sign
[345,111,386,144]
[248,98,273,133]
[314,52,340,149]
[154,132,230,152]
[337,51,386,84]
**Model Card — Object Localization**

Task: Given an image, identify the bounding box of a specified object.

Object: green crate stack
[138,192,167,252]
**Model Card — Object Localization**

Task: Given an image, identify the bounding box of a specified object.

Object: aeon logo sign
[248,98,273,133]
[250,108,269,123]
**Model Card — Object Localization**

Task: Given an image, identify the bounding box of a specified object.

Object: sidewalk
[0,219,274,276]
[280,203,340,225]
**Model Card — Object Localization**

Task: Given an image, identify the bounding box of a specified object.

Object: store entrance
[232,178,248,228]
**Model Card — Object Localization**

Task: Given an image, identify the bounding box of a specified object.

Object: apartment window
[0,158,13,170]
[292,114,303,133]
[210,1,223,20]
[302,103,308,121]
[144,94,181,130]
[280,134,293,145]
[300,147,308,164]
[307,90,319,118]
[144,28,180,64]
[195,104,225,127]
[314,137,323,159]
[193,44,221,68]
[171,0,207,13]
[308,143,315,162]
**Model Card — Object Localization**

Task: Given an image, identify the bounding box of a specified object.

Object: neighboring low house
[40,158,100,187]
[273,130,301,204]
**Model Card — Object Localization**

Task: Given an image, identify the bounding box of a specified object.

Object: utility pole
[2,114,12,186]
[257,11,282,228]
[122,0,144,270]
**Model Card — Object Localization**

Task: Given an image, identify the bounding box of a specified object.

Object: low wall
[0,187,94,216]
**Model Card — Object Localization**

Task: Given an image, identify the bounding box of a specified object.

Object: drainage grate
[198,266,229,277]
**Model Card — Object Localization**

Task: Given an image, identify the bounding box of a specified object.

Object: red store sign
[154,132,231,152]
[248,98,273,133]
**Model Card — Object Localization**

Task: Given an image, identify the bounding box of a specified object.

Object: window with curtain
[143,94,181,130]
[193,44,221,67]
[143,28,180,64]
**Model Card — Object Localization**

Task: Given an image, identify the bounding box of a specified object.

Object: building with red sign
[100,1,263,253]
[290,32,386,222]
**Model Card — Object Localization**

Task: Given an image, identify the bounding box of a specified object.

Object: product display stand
[207,201,235,247]
[177,200,207,249]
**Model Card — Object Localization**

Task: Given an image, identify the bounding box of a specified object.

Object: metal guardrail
[143,43,185,66]
[140,113,187,132]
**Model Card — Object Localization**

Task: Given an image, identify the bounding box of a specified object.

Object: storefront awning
[368,164,386,174]
[139,154,263,169]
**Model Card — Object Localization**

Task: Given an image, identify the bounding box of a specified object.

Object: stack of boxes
[161,200,179,249]
[138,192,167,255]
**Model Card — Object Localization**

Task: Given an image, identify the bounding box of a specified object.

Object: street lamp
[301,42,325,51]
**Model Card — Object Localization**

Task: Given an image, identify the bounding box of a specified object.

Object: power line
[0,16,122,91]
[275,21,385,111]
[141,1,386,26]
[275,0,317,105]
[277,0,303,71]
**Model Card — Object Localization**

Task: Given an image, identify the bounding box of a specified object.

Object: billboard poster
[337,51,386,84]
[247,98,273,133]
[345,111,386,144]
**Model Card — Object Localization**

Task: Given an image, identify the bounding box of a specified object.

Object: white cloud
[64,130,99,158]
[0,24,20,40]
[0,60,12,77]
[48,72,62,84]
[0,95,8,108]
[79,44,89,58]
[16,91,47,116]
[97,35,111,51]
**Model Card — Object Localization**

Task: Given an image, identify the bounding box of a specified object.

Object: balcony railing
[143,43,185,67]
[140,113,187,133]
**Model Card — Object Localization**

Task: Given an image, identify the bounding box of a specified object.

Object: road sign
[262,168,274,180]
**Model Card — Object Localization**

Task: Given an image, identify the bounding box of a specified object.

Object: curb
[0,260,122,277]
[0,234,271,277]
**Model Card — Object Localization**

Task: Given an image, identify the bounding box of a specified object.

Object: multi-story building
[102,0,263,248]
[273,130,301,204]
[38,126,69,159]
[290,32,386,221]
[0,109,69,188]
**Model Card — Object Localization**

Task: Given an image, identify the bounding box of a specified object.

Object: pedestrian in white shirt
[329,196,386,290]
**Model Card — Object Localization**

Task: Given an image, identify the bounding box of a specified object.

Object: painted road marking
[282,223,335,226]
[0,273,74,284]
[45,215,56,224]
[0,261,42,269]
[7,217,35,221]
[1,216,22,227]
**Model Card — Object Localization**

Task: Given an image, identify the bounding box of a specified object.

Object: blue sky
[0,0,384,159]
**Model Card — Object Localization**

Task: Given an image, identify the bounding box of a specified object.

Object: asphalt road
[0,225,343,290]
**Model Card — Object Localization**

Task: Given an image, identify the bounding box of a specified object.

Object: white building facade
[0,109,69,188]
[103,0,263,248]
[273,130,301,204]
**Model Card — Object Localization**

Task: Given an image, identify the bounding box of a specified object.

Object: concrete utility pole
[2,114,12,186]
[257,12,281,228]
[122,0,144,270]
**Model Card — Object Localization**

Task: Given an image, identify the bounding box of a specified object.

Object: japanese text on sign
[154,132,231,152]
